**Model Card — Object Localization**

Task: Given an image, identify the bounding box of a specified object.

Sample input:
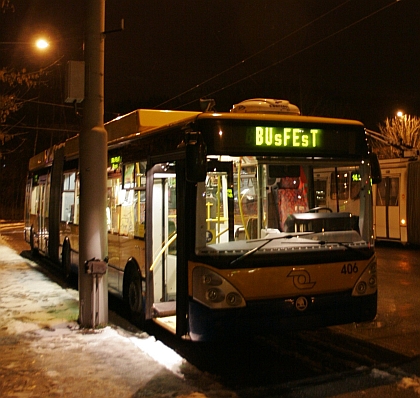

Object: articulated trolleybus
[25,98,380,341]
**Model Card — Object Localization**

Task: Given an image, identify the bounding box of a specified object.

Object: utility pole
[79,0,108,327]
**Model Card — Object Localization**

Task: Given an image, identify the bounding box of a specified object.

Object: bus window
[331,171,349,200]
[61,172,76,223]
[389,178,399,206]
[107,175,122,234]
[376,177,399,207]
[107,161,146,237]
[351,171,361,200]
[315,179,327,206]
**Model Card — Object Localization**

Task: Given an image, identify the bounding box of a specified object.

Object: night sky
[1,0,419,130]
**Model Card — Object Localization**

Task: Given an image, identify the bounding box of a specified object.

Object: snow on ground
[0,233,235,398]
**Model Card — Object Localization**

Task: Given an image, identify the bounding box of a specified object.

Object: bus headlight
[206,288,224,303]
[352,257,377,296]
[193,266,246,309]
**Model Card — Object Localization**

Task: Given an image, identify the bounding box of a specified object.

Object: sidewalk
[0,235,233,398]
[1,231,419,397]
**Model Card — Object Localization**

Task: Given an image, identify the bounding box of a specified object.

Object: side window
[107,161,146,237]
[331,172,349,200]
[351,171,361,200]
[30,178,39,215]
[315,179,327,207]
[61,172,76,223]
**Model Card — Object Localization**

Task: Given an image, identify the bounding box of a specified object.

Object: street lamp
[35,38,49,50]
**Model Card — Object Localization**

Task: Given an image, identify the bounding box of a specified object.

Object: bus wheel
[128,274,143,314]
[29,226,37,255]
[124,265,145,325]
[62,238,71,278]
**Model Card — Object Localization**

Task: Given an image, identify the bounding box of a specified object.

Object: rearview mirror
[186,131,207,183]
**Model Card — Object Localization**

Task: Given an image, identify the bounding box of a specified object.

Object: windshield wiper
[230,233,312,266]
[314,240,372,259]
[229,234,371,266]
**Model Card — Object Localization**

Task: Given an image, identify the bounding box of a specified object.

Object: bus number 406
[341,263,358,274]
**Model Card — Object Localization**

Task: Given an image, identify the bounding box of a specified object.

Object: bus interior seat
[274,178,308,231]
[246,217,258,239]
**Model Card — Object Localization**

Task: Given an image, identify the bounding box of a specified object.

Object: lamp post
[78,0,108,328]
[397,110,405,119]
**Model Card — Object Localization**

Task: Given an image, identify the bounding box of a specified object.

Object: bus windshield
[195,156,372,257]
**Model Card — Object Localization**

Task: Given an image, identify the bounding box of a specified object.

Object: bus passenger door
[33,173,50,254]
[147,163,178,325]
[375,176,400,239]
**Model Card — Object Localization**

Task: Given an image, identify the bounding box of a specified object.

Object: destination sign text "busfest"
[255,127,321,148]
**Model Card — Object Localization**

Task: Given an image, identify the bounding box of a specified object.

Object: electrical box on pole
[65,60,85,104]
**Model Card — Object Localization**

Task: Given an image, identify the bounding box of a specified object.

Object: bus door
[206,167,232,244]
[33,173,50,253]
[147,163,178,328]
[375,175,400,239]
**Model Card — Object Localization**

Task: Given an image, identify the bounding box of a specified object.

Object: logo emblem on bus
[295,296,308,311]
[287,269,316,289]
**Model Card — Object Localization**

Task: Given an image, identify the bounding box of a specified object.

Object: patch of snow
[130,335,185,377]
[370,368,395,380]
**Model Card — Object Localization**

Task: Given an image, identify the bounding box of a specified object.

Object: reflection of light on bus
[24,98,381,341]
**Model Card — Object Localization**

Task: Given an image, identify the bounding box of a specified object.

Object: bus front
[188,110,379,341]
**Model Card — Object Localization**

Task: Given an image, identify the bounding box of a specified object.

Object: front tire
[128,275,143,314]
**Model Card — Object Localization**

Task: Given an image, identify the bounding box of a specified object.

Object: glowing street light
[0,37,51,53]
[397,111,405,118]
[35,38,50,50]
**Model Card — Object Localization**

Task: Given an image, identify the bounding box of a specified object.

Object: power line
[160,0,401,110]
[1,124,79,133]
[155,0,352,109]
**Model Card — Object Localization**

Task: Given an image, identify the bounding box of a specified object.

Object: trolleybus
[24,98,381,341]
[373,155,420,245]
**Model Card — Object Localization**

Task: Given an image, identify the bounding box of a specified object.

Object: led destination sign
[199,118,369,157]
[255,127,321,148]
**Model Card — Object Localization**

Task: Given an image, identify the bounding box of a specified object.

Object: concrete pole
[79,0,108,327]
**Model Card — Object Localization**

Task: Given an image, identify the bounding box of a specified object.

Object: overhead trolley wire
[157,0,402,110]
[155,0,352,109]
